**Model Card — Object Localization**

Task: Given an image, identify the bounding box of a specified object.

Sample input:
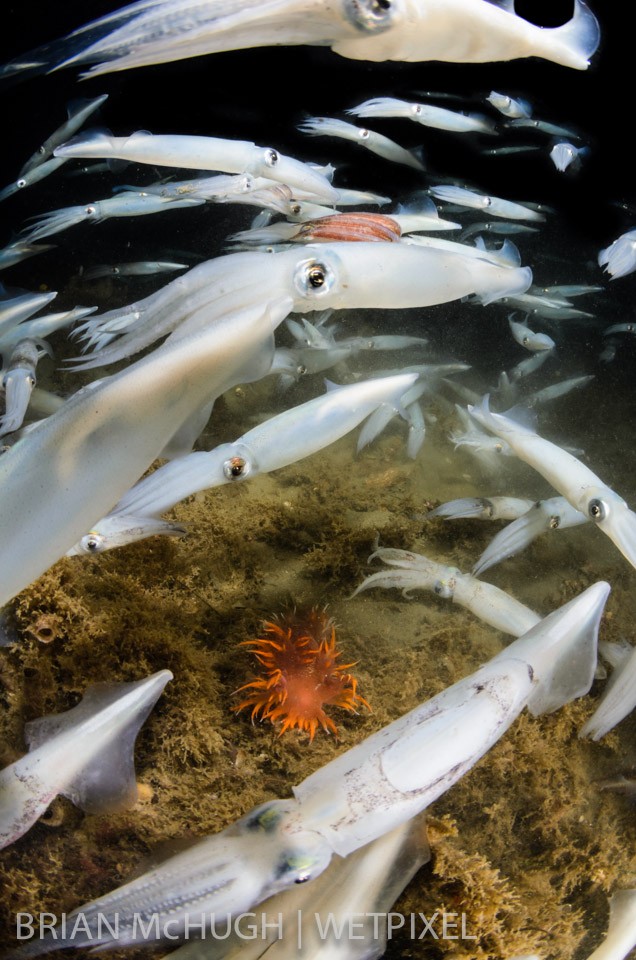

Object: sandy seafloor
[1,3,636,958]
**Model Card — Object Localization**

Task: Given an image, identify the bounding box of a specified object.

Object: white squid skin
[0,671,172,850]
[430,184,545,221]
[348,96,496,134]
[298,117,425,171]
[598,229,636,281]
[468,398,636,572]
[427,495,536,521]
[70,241,532,369]
[0,297,292,609]
[19,94,109,177]
[109,373,418,521]
[508,315,555,352]
[0,339,42,437]
[10,584,608,956]
[486,91,532,119]
[22,192,206,244]
[66,516,186,556]
[54,130,339,204]
[473,496,588,576]
[352,547,541,637]
[0,0,600,79]
[0,290,57,338]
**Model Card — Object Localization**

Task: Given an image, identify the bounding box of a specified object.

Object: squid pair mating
[0,0,600,81]
[8,582,608,955]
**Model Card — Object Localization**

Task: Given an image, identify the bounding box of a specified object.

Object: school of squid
[1,2,636,959]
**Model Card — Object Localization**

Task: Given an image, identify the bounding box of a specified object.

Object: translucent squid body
[0,0,600,80]
[486,91,532,119]
[598,229,636,280]
[68,373,418,553]
[0,297,292,608]
[0,671,172,849]
[427,495,535,521]
[21,192,205,244]
[54,130,339,203]
[348,96,496,134]
[352,547,541,637]
[508,315,555,352]
[473,496,588,576]
[70,241,532,369]
[468,398,636,572]
[430,184,545,221]
[0,339,44,437]
[8,584,608,955]
[298,117,425,171]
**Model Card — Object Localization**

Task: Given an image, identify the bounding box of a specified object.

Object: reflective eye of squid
[346,0,392,31]
[81,533,104,553]
[85,205,97,215]
[290,203,302,215]
[588,498,607,522]
[265,148,279,167]
[549,515,560,529]
[294,258,335,298]
[16,179,27,189]
[223,456,248,480]
[494,442,504,453]
[359,128,370,139]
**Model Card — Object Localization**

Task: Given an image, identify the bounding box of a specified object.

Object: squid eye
[549,515,560,529]
[588,498,607,522]
[28,376,36,388]
[294,258,336,299]
[82,533,103,553]
[85,205,96,215]
[345,0,393,31]
[265,148,279,167]
[223,456,248,480]
[359,128,370,139]
[413,105,422,116]
[308,266,326,287]
[290,203,302,215]
[16,179,27,189]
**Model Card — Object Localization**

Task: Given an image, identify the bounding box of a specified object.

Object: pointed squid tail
[538,0,601,70]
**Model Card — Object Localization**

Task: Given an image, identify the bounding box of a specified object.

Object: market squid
[0,339,45,437]
[468,398,636,572]
[90,373,419,528]
[347,96,496,134]
[473,496,588,575]
[0,297,292,608]
[230,212,403,247]
[427,495,535,521]
[0,0,600,80]
[70,241,532,369]
[352,547,540,637]
[54,130,339,204]
[9,583,608,954]
[0,671,172,850]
